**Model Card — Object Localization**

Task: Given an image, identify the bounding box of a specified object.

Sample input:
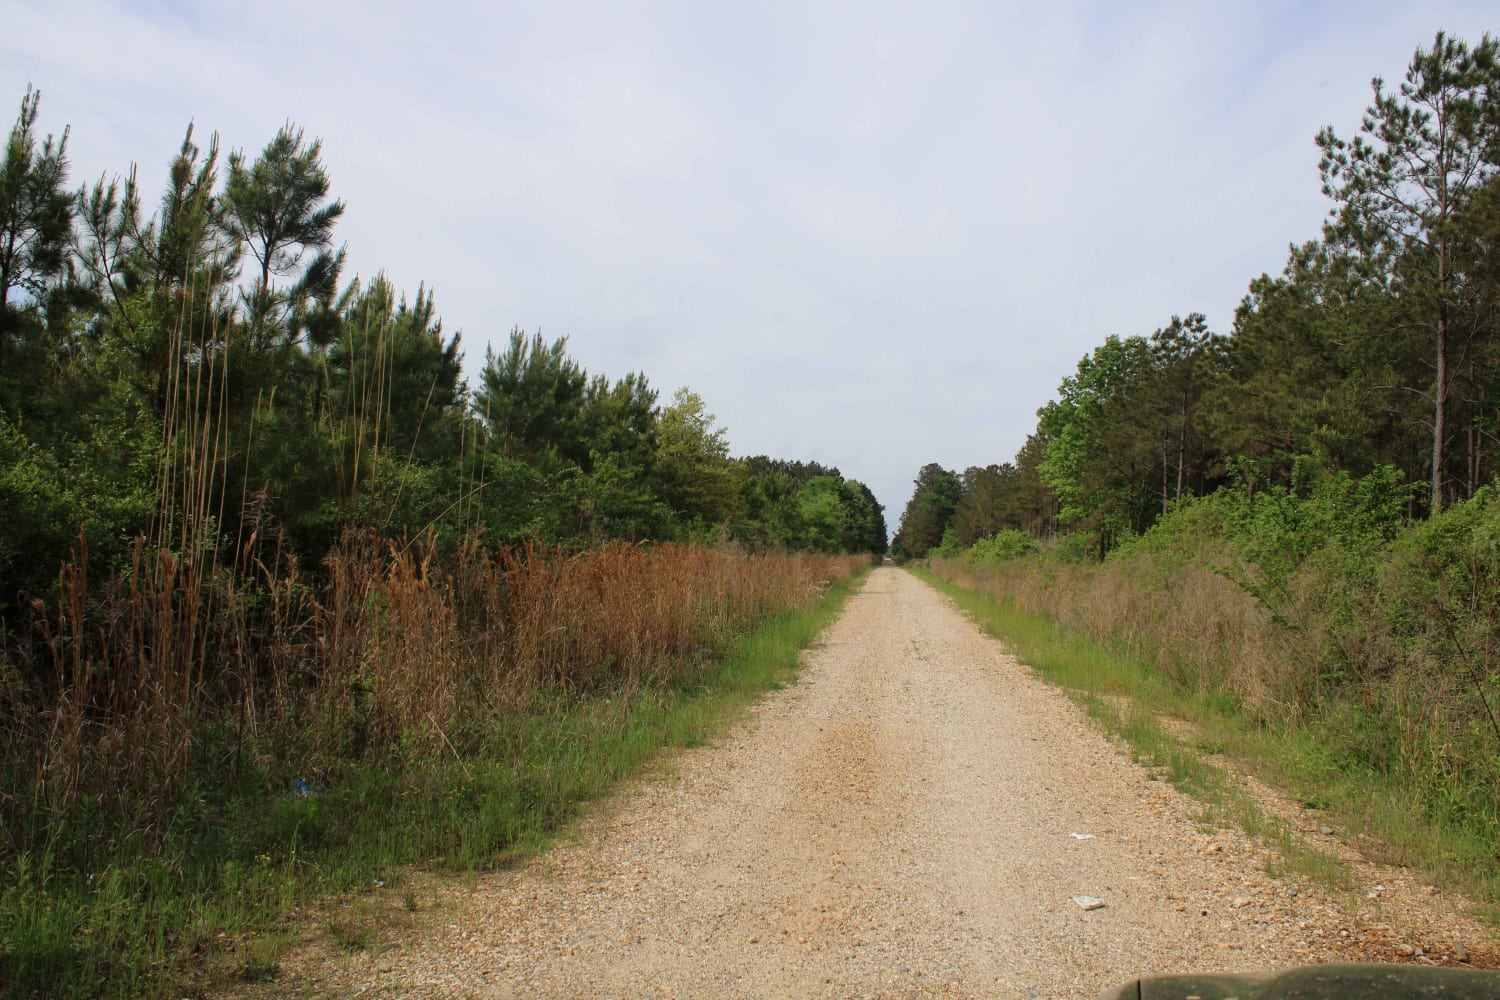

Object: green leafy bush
[964,529,1038,564]
[1221,459,1410,594]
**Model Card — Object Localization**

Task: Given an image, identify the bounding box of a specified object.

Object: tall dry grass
[0,254,873,858]
[929,548,1294,712]
[2,521,866,997]
[9,534,864,833]
[929,501,1500,844]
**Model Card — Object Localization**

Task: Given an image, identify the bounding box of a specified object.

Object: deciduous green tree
[654,387,739,528]
[841,478,887,555]
[797,475,847,552]
[1037,334,1158,545]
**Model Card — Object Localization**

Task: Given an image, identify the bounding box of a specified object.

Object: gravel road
[262,567,1495,998]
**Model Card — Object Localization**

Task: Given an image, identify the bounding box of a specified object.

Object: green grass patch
[0,569,868,998]
[913,567,1352,892]
[921,560,1500,924]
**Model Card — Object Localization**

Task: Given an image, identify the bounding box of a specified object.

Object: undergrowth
[923,474,1500,922]
[921,496,1500,923]
[915,567,1355,894]
[0,553,867,997]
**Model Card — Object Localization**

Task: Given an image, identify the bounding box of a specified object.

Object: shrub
[964,529,1038,564]
[928,477,1500,859]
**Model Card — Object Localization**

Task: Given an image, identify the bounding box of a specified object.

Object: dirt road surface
[261,567,1495,998]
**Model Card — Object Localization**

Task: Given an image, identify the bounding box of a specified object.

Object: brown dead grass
[10,533,867,831]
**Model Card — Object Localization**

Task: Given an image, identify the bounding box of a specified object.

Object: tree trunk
[1467,395,1477,500]
[1176,391,1189,501]
[1467,360,1483,499]
[1161,434,1169,516]
[0,236,13,375]
[1432,248,1449,515]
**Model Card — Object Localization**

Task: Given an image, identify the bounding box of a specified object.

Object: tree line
[0,92,886,614]
[894,32,1500,559]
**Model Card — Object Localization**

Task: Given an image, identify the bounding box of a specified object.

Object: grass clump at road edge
[921,483,1500,923]
[911,566,1351,894]
[0,564,869,998]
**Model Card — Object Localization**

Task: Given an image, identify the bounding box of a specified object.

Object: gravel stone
[241,568,1499,998]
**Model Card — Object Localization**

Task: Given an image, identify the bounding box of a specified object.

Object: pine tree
[1317,32,1500,512]
[0,86,73,370]
[475,329,588,465]
[891,463,962,559]
[220,123,345,342]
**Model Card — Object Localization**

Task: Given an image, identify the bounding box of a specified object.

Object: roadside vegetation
[914,565,1351,893]
[2,544,867,995]
[0,87,884,995]
[921,485,1500,910]
[892,32,1500,918]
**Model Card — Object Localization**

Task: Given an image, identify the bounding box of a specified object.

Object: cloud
[781,183,908,255]
[4,0,1498,519]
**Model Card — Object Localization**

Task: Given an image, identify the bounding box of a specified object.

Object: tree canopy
[0,92,886,615]
[892,31,1500,561]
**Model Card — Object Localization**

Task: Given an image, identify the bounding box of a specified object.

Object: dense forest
[0,88,882,993]
[894,31,1500,560]
[895,31,1500,913]
[0,89,885,609]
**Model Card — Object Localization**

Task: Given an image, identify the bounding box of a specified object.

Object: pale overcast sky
[5,1,1496,522]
